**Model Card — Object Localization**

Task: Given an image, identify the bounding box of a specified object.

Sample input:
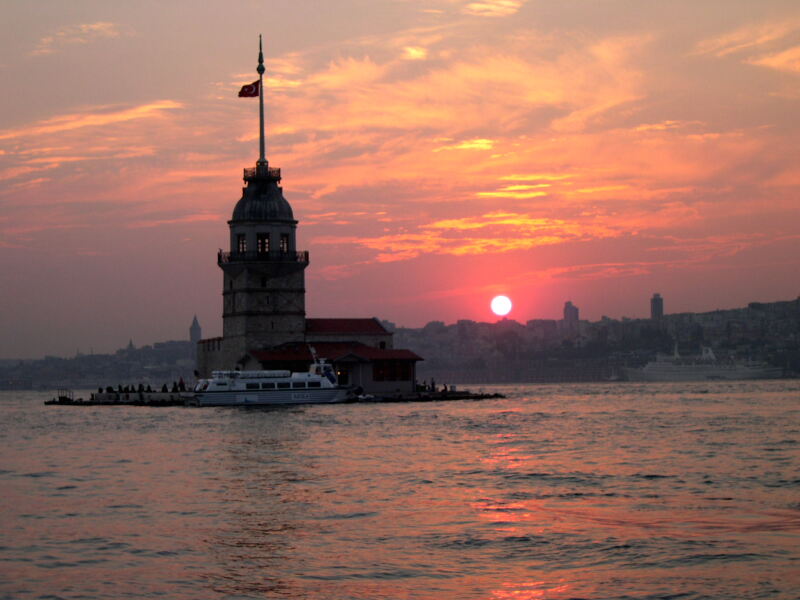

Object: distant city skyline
[6,292,798,362]
[2,1,799,359]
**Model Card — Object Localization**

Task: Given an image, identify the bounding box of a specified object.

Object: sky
[1,0,799,359]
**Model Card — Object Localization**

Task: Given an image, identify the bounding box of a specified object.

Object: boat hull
[187,387,350,406]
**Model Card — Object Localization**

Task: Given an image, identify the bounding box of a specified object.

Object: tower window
[260,276,266,288]
[237,234,246,253]
[257,233,269,254]
[280,234,289,253]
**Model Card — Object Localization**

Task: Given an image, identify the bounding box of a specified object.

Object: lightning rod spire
[257,34,266,168]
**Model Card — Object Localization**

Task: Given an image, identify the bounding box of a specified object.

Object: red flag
[238,80,260,97]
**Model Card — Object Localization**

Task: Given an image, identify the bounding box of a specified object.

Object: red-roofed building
[245,341,422,394]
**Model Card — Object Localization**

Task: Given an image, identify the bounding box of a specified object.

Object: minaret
[190,315,202,343]
[217,37,308,360]
[190,315,201,360]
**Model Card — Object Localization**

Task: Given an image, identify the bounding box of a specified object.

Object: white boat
[187,360,351,406]
[624,346,782,382]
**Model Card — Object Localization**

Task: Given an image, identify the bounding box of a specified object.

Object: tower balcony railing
[218,250,309,265]
[243,166,281,180]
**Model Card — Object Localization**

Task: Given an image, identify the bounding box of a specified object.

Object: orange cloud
[693,20,799,57]
[500,173,574,182]
[574,185,630,194]
[423,211,608,236]
[747,45,800,73]
[268,32,648,146]
[265,76,303,90]
[32,22,123,56]
[463,0,525,18]
[311,210,623,263]
[402,46,428,60]
[476,190,548,199]
[634,120,703,132]
[0,101,183,141]
[310,56,387,89]
[23,148,155,166]
[126,213,222,229]
[0,166,38,182]
[434,138,495,151]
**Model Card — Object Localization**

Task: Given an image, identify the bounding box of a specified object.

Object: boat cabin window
[292,382,306,389]
[308,381,321,388]
[246,383,259,390]
[277,382,290,389]
[215,382,228,387]
[261,382,276,389]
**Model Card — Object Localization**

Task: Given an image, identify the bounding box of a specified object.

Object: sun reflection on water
[491,580,572,599]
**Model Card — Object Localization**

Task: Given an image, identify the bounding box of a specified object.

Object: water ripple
[1,382,799,599]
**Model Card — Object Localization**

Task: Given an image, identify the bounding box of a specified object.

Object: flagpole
[257,34,266,168]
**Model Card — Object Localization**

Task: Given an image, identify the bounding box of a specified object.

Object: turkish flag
[238,80,260,97]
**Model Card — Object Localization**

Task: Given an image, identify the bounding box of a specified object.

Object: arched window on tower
[280,234,289,253]
[237,234,246,253]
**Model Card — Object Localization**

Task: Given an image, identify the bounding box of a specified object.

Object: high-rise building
[563,301,579,336]
[651,293,664,320]
[563,301,579,322]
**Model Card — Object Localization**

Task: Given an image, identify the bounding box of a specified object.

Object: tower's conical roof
[231,167,295,223]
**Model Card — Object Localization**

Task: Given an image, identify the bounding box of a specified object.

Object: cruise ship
[624,346,782,382]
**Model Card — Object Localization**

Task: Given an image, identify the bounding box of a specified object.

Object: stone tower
[196,38,423,388]
[218,162,308,358]
[195,36,308,371]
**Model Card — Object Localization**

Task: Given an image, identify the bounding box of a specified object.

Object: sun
[490,295,512,317]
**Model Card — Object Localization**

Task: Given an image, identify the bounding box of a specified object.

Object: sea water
[1,381,798,599]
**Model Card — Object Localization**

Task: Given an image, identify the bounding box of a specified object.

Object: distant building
[189,315,201,361]
[651,293,664,320]
[196,48,421,393]
[563,301,580,336]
